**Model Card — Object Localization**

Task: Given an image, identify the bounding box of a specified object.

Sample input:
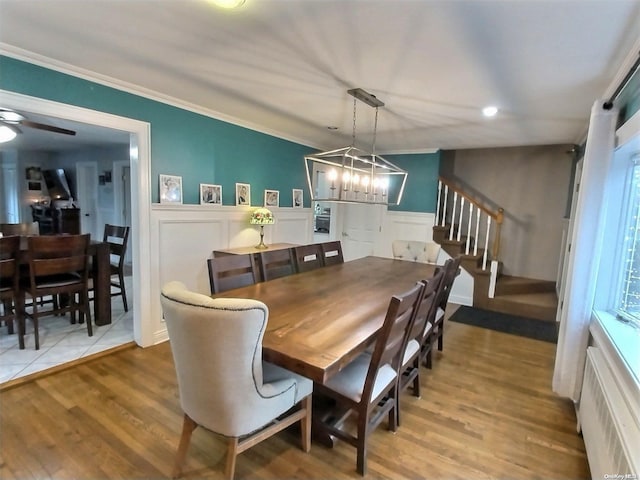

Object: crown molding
[0,43,324,150]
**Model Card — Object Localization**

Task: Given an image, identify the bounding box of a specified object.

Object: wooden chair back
[293,244,323,273]
[0,236,21,339]
[314,281,423,475]
[103,224,131,311]
[259,248,295,281]
[25,234,92,349]
[397,270,444,406]
[208,254,258,294]
[320,241,344,266]
[0,222,39,236]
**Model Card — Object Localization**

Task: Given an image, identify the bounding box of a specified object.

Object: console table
[31,205,80,235]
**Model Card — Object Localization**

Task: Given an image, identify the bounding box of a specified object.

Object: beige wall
[442,144,575,281]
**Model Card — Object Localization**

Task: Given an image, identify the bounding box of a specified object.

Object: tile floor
[0,277,134,384]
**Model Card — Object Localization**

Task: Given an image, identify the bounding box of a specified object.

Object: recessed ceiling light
[208,0,246,9]
[482,106,498,117]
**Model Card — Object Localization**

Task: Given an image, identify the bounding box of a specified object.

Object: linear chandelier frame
[304,88,408,206]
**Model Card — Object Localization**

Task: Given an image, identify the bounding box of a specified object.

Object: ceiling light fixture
[482,106,498,117]
[304,88,407,206]
[0,121,20,143]
[209,0,246,9]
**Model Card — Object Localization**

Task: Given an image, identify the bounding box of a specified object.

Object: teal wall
[0,55,439,212]
[385,152,441,213]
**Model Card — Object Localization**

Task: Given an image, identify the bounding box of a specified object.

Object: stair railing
[436,177,504,270]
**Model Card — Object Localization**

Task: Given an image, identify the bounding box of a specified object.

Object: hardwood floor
[0,310,590,479]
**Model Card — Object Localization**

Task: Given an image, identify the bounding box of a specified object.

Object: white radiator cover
[579,346,639,479]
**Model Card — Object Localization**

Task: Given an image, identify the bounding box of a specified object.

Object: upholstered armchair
[392,240,441,264]
[160,281,313,479]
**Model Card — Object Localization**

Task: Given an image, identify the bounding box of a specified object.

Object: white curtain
[552,100,618,401]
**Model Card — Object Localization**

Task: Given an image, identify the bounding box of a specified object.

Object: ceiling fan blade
[21,120,77,136]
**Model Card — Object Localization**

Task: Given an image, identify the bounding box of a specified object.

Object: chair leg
[3,301,14,334]
[356,418,369,476]
[83,292,93,337]
[119,271,128,312]
[172,414,197,479]
[300,395,312,452]
[226,437,239,480]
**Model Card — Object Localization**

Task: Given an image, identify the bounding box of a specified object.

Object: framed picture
[200,183,222,205]
[28,181,41,191]
[264,189,279,207]
[292,188,303,208]
[26,166,42,181]
[236,182,251,206]
[159,174,183,204]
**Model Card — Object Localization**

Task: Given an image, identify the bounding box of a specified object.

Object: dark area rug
[449,306,558,343]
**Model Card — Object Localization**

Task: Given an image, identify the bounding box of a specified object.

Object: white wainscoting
[148,204,313,344]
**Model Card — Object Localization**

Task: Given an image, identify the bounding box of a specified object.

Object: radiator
[579,347,639,479]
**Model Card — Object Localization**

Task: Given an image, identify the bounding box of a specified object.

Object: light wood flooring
[0,309,590,479]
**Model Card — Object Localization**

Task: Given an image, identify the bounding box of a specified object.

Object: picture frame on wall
[292,188,303,208]
[200,183,222,205]
[264,189,279,207]
[159,174,183,204]
[236,182,251,206]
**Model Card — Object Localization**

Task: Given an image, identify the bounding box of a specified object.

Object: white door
[75,161,100,238]
[340,203,386,261]
[0,158,19,223]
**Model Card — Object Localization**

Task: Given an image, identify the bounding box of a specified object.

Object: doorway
[0,89,152,358]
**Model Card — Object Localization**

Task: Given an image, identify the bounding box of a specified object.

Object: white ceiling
[1,0,639,153]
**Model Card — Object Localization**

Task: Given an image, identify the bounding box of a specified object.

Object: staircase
[434,177,558,322]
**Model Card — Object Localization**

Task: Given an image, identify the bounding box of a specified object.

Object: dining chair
[160,281,313,480]
[396,270,444,425]
[103,224,131,312]
[258,248,295,281]
[392,240,441,264]
[313,282,424,476]
[293,243,324,273]
[432,256,461,354]
[0,222,40,236]
[23,234,92,350]
[319,240,344,266]
[207,254,258,294]
[0,236,23,347]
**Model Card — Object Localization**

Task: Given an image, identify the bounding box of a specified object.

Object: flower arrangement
[250,207,275,225]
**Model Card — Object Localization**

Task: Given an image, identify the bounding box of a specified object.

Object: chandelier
[304,88,407,206]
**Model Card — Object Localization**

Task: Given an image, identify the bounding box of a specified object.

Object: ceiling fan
[0,108,77,137]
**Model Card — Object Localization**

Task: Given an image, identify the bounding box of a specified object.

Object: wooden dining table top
[214,256,437,384]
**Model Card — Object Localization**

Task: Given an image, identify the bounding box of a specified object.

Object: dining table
[214,256,437,384]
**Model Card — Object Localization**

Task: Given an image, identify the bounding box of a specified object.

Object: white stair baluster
[482,216,491,270]
[465,202,473,255]
[473,206,480,256]
[449,192,458,240]
[457,197,464,242]
[441,185,448,227]
[436,180,442,226]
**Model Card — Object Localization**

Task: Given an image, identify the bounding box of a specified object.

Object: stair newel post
[449,191,458,240]
[483,215,491,270]
[465,201,473,255]
[457,197,465,242]
[473,206,480,256]
[441,185,449,227]
[436,180,442,226]
[492,208,504,261]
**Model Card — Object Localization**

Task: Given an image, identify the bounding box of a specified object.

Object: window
[617,155,640,324]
